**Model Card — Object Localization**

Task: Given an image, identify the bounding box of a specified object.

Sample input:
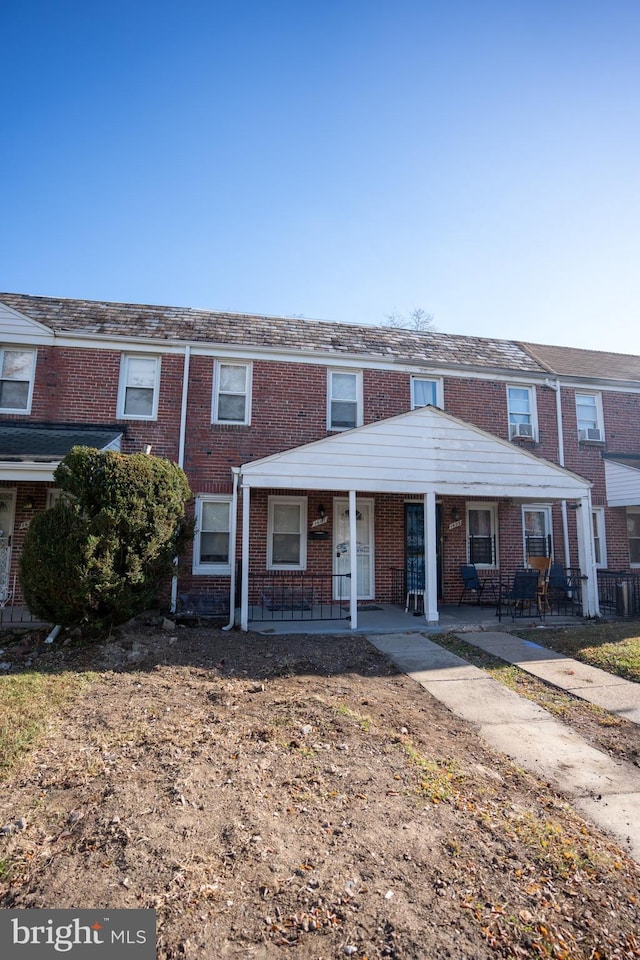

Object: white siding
[0,302,54,345]
[241,406,591,499]
[604,459,640,507]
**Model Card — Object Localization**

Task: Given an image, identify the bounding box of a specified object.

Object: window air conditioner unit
[511,422,534,439]
[579,427,602,442]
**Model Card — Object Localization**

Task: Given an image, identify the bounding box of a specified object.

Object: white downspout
[171,345,191,614]
[549,377,571,567]
[222,467,240,630]
[348,489,358,630]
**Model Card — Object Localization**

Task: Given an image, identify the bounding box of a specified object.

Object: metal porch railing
[250,573,352,621]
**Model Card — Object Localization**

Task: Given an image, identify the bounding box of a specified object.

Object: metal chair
[458,564,497,606]
[500,569,542,620]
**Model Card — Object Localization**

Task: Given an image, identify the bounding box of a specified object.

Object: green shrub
[20,447,192,634]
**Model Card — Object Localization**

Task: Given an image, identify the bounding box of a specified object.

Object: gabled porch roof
[240,406,591,500]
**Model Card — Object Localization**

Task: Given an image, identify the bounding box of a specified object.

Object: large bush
[20,447,192,633]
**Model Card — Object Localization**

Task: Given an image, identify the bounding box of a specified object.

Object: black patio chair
[458,564,498,606]
[500,569,542,620]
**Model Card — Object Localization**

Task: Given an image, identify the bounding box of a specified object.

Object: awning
[240,405,592,500]
[0,423,123,481]
[604,454,640,507]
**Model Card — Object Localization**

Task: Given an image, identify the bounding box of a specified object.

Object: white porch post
[576,492,599,617]
[348,489,358,630]
[423,491,439,623]
[240,484,251,631]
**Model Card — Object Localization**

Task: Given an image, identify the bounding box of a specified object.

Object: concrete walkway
[368,632,640,863]
[456,631,640,726]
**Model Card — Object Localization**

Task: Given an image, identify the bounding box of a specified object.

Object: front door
[405,502,443,602]
[333,498,374,600]
[0,491,16,604]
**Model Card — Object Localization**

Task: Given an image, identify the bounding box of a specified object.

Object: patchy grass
[513,622,640,683]
[0,669,96,778]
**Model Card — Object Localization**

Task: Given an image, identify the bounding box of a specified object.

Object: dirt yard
[1,620,639,959]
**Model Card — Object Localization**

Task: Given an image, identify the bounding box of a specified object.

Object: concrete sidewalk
[368,632,640,863]
[455,631,640,726]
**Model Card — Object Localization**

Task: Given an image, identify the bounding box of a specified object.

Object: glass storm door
[0,491,16,604]
[333,498,374,600]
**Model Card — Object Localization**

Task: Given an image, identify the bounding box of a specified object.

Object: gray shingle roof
[1,292,543,373]
[0,423,122,461]
[519,342,640,382]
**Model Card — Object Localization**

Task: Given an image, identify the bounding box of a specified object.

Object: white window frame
[466,502,498,569]
[576,391,604,442]
[0,347,36,414]
[193,495,232,574]
[591,506,607,569]
[626,508,640,568]
[267,496,307,571]
[411,376,443,409]
[507,384,538,441]
[522,504,553,562]
[117,353,160,420]
[327,369,363,431]
[212,361,252,426]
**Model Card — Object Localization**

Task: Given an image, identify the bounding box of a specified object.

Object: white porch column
[240,484,251,631]
[576,492,600,618]
[348,489,358,630]
[423,491,439,623]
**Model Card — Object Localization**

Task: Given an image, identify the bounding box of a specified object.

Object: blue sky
[2,1,639,354]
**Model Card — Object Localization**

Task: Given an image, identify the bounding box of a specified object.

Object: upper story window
[507,384,537,440]
[268,496,307,570]
[118,354,160,420]
[411,377,442,409]
[328,369,362,431]
[576,392,604,442]
[213,361,252,425]
[193,496,232,573]
[0,347,36,413]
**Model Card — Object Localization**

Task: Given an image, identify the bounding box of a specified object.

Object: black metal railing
[468,535,496,566]
[597,571,640,618]
[525,534,553,558]
[250,573,351,621]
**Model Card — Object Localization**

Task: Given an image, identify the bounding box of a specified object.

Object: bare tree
[384,308,436,332]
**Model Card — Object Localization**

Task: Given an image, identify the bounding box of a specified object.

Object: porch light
[451,506,461,523]
[318,504,326,518]
[23,496,35,511]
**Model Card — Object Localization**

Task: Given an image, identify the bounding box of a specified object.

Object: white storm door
[0,490,16,603]
[333,498,374,600]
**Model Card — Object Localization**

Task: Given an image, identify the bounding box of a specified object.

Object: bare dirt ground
[1,620,640,959]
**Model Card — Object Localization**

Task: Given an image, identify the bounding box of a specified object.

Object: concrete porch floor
[246,602,583,635]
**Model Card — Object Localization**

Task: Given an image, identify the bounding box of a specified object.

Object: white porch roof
[240,406,591,499]
[604,456,640,507]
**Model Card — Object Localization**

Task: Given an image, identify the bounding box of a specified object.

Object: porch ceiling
[240,406,591,500]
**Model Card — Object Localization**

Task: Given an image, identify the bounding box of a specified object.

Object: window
[523,505,553,559]
[328,370,362,430]
[118,354,160,419]
[592,507,607,568]
[466,504,498,568]
[411,377,442,409]
[213,361,252,425]
[193,496,231,573]
[627,509,640,567]
[0,348,35,413]
[576,392,604,442]
[507,385,536,440]
[268,496,307,569]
